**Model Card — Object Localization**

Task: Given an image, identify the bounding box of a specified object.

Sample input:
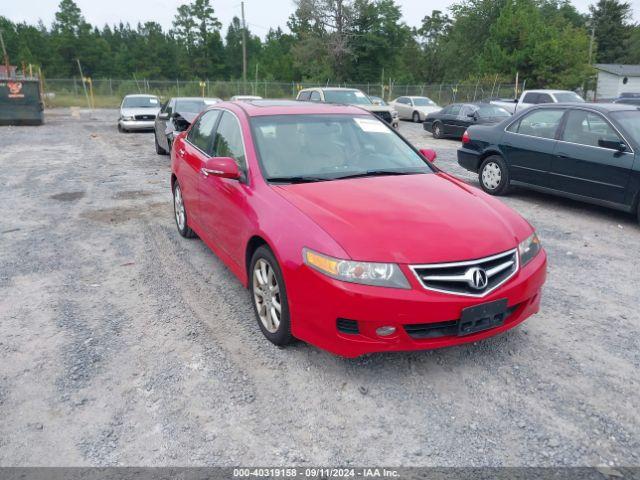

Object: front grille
[410,249,518,297]
[373,111,392,124]
[134,114,155,121]
[336,318,359,335]
[404,305,518,339]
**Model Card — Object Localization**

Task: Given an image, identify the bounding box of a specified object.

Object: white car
[389,96,441,122]
[118,94,161,133]
[490,89,584,114]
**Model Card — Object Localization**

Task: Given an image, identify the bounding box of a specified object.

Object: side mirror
[158,112,169,120]
[598,139,628,152]
[419,148,437,163]
[201,157,241,180]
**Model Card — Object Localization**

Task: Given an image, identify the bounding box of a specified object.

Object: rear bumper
[287,250,547,357]
[457,147,482,172]
[119,119,155,131]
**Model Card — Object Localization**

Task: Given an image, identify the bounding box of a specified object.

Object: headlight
[518,232,541,266]
[121,115,134,121]
[303,248,410,289]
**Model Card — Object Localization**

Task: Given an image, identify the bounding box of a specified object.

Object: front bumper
[287,250,547,357]
[119,119,155,131]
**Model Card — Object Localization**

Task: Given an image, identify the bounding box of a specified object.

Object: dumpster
[0,77,44,126]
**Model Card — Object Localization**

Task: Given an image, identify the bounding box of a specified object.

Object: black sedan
[154,97,221,155]
[423,102,511,139]
[457,103,640,222]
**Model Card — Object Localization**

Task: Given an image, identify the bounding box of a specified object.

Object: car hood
[120,107,160,117]
[416,106,441,114]
[355,104,394,113]
[274,174,531,264]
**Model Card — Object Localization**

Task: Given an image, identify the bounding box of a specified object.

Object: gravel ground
[0,108,639,467]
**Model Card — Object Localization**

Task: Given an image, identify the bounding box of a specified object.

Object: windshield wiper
[333,169,422,180]
[266,176,329,184]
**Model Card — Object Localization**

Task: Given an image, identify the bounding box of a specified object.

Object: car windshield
[477,105,511,118]
[251,114,432,182]
[553,92,584,103]
[323,90,372,105]
[413,97,436,106]
[175,99,206,113]
[610,110,640,145]
[122,96,159,108]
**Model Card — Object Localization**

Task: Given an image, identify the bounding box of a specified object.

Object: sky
[2,0,640,37]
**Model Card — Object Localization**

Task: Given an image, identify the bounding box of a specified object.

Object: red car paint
[171,101,546,357]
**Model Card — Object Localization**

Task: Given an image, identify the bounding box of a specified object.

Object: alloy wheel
[174,184,186,231]
[482,162,502,190]
[252,258,281,333]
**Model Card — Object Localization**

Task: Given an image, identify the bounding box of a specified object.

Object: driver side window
[214,112,247,172]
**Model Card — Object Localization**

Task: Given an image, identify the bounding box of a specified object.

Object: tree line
[0,0,638,89]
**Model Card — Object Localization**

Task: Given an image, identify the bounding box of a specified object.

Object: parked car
[118,94,161,132]
[390,96,441,122]
[170,99,546,357]
[296,87,399,128]
[154,97,221,155]
[491,89,584,114]
[424,103,511,139]
[457,103,640,222]
[612,93,640,105]
[230,95,263,101]
[369,95,386,105]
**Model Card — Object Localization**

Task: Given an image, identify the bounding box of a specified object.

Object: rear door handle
[178,148,185,156]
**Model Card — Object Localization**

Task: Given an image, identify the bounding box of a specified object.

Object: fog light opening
[376,326,396,337]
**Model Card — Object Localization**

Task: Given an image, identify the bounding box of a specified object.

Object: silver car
[118,94,161,133]
[389,96,441,123]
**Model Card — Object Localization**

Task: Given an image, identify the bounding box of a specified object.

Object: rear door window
[508,109,565,139]
[187,109,221,154]
[298,91,311,101]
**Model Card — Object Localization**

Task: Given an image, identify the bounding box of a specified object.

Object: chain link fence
[42,78,518,108]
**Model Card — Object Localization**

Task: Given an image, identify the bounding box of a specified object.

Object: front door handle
[200,168,223,177]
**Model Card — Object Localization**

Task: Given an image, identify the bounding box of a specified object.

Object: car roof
[173,97,218,101]
[123,94,158,98]
[300,87,359,92]
[525,89,576,94]
[219,99,369,117]
[533,102,638,112]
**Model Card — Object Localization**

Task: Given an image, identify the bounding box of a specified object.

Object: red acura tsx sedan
[170,100,547,357]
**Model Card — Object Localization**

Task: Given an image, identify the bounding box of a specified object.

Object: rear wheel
[432,122,444,139]
[155,132,168,155]
[479,155,510,195]
[249,246,294,347]
[412,111,420,123]
[172,181,196,238]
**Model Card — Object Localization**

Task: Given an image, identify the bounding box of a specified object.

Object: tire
[155,132,168,155]
[432,121,444,139]
[249,246,294,347]
[479,155,510,195]
[412,111,421,123]
[118,123,125,133]
[172,181,196,238]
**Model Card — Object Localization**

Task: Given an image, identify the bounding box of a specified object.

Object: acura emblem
[468,267,488,290]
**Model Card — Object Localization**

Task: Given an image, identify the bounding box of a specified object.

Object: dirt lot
[0,108,639,467]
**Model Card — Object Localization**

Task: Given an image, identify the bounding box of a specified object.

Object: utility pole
[241,1,247,85]
[76,58,91,109]
[0,29,11,77]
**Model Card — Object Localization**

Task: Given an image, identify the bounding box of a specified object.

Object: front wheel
[479,155,510,195]
[432,122,444,139]
[249,246,294,347]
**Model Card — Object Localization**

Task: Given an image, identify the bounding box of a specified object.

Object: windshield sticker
[354,91,366,98]
[354,117,390,133]
[150,98,159,104]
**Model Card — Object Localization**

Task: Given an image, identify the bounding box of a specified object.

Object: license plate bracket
[458,299,508,336]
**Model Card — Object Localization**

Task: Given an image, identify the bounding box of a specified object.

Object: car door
[501,108,566,187]
[156,99,174,151]
[176,109,221,228]
[198,110,250,267]
[442,104,462,134]
[455,105,477,136]
[552,109,633,205]
[396,97,411,119]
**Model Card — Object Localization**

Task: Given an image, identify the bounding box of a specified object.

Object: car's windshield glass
[610,110,640,145]
[323,90,372,105]
[554,92,584,103]
[413,97,436,106]
[122,96,159,108]
[175,99,206,113]
[251,114,432,182]
[477,105,511,117]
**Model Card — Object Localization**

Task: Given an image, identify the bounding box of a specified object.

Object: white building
[594,64,640,100]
